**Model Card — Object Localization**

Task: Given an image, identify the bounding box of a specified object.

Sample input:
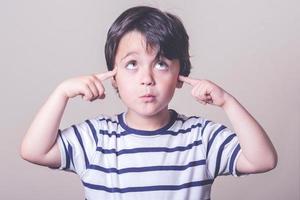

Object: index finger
[95,67,117,81]
[178,75,198,86]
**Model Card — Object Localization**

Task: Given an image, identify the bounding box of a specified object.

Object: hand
[178,75,231,107]
[57,67,117,101]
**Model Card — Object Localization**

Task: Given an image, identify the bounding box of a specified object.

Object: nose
[140,68,155,86]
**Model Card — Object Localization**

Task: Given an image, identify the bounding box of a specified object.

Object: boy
[21,6,277,200]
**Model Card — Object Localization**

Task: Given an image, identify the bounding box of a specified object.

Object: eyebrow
[121,52,139,61]
[121,52,169,62]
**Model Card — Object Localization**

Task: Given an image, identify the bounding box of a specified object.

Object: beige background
[1,0,299,199]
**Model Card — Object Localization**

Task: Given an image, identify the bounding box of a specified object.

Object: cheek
[158,74,178,87]
[117,84,133,103]
[115,76,135,97]
[157,77,178,97]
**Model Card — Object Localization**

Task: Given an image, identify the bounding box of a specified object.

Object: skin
[20,69,117,167]
[20,30,277,174]
[178,76,277,173]
[112,31,182,130]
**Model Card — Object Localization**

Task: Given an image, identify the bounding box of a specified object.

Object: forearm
[21,85,68,162]
[222,94,277,171]
[20,70,116,167]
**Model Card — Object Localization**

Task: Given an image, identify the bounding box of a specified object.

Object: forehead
[115,31,158,60]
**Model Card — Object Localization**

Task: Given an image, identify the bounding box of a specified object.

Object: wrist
[53,84,69,101]
[221,93,237,111]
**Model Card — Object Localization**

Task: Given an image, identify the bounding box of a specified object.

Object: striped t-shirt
[57,110,242,200]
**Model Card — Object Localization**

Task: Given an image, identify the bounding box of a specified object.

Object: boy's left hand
[179,75,231,108]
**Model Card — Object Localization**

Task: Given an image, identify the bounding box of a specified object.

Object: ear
[176,79,183,88]
[111,76,118,89]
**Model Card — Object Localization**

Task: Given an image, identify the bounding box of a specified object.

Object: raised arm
[179,75,277,174]
[221,95,277,173]
[20,69,117,168]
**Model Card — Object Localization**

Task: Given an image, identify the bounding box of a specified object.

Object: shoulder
[173,111,208,129]
[173,111,231,137]
[93,114,119,125]
[63,114,120,135]
[84,113,120,131]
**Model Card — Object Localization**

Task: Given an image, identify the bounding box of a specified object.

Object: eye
[125,60,137,70]
[155,61,169,71]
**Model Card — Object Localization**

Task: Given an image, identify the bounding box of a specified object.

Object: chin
[131,106,168,118]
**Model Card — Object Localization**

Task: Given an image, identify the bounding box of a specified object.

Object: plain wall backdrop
[1,0,299,199]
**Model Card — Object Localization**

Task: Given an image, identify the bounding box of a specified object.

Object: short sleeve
[201,119,242,178]
[56,119,99,176]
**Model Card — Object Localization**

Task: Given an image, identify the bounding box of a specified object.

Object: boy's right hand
[57,67,117,101]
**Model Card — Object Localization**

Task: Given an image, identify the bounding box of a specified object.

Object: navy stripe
[58,130,70,170]
[176,116,199,123]
[85,120,98,145]
[201,120,211,136]
[186,116,200,120]
[99,130,120,138]
[98,123,202,138]
[99,117,118,124]
[82,179,213,193]
[96,139,202,156]
[67,143,74,170]
[230,144,241,175]
[206,125,227,158]
[169,123,202,135]
[214,134,236,177]
[118,111,178,135]
[89,159,206,174]
[72,125,90,168]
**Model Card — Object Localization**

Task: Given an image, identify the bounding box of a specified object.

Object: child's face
[113,31,181,118]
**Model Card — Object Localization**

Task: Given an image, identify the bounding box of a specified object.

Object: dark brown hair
[105,6,191,76]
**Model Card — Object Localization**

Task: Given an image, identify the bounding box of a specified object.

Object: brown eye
[125,60,137,70]
[155,61,168,71]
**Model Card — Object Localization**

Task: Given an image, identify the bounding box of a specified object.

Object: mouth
[140,94,156,102]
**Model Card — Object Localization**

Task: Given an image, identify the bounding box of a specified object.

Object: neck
[125,108,171,131]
